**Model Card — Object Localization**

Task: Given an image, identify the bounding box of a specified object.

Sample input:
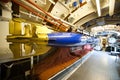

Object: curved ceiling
[3,0,120,32]
[50,0,120,29]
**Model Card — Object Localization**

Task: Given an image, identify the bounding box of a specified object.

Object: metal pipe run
[12,0,69,31]
[26,0,68,28]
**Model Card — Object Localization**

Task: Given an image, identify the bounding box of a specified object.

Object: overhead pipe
[12,0,55,25]
[12,0,69,31]
[26,0,69,29]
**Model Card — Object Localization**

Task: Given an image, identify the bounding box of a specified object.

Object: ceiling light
[109,0,115,16]
[95,0,101,17]
[49,0,55,5]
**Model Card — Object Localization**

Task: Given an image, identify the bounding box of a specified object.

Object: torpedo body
[47,33,82,46]
[36,32,94,47]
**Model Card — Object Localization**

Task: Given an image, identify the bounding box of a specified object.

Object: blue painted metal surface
[48,33,82,44]
[34,32,96,47]
[47,33,96,47]
[79,0,83,3]
[72,1,78,7]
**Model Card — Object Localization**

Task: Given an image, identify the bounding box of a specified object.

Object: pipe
[12,0,68,31]
[26,0,68,28]
[12,0,55,24]
[20,10,39,18]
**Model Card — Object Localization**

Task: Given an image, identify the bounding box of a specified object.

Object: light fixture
[109,0,115,16]
[49,0,55,5]
[95,0,101,17]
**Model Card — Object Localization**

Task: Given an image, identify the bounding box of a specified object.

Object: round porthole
[108,37,116,44]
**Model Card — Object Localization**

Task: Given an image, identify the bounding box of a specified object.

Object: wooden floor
[68,51,120,80]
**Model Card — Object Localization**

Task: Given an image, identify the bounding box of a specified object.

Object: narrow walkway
[68,51,120,80]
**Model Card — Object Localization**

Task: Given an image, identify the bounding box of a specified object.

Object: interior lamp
[95,0,101,17]
[109,0,115,16]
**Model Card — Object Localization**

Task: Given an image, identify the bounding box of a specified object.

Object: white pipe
[20,10,42,20]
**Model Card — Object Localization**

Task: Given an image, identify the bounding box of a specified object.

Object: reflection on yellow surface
[9,18,53,37]
[35,25,53,34]
[36,34,49,41]
[9,42,52,58]
[9,18,25,35]
[8,18,53,58]
[24,43,33,54]
[9,43,22,58]
[33,44,51,55]
[24,24,32,37]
